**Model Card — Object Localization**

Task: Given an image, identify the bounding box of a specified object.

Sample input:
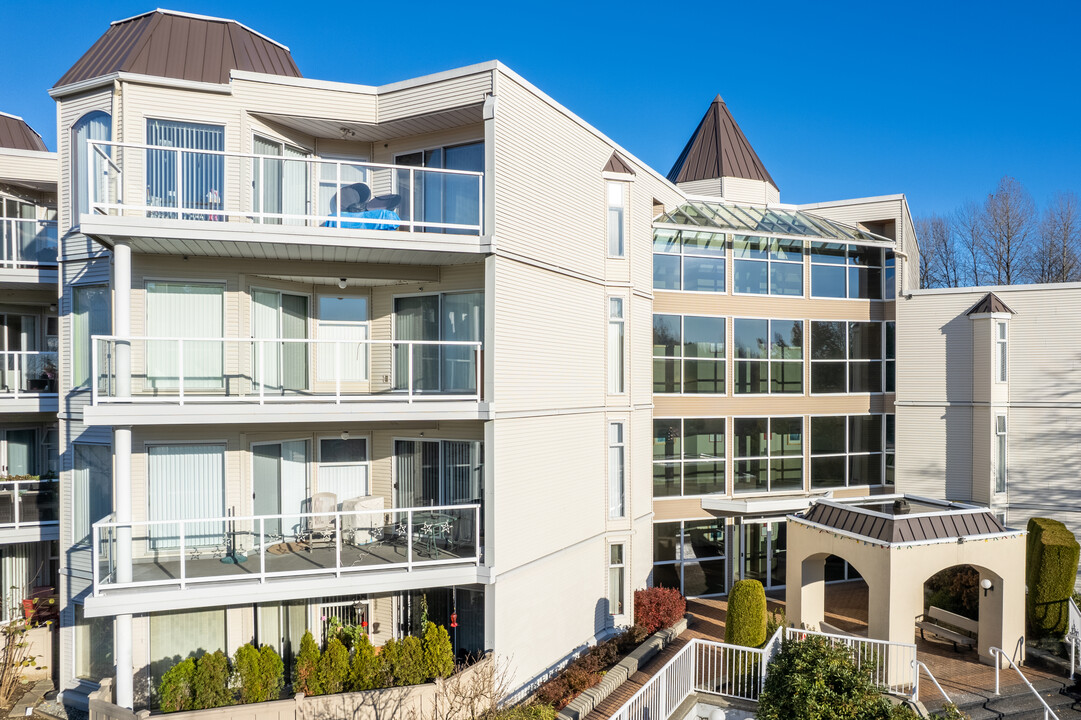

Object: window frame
[315,294,370,383]
[606,182,626,259]
[607,541,627,616]
[996,321,1008,384]
[651,517,727,599]
[995,414,1007,495]
[652,313,726,395]
[608,422,626,519]
[809,414,890,490]
[809,242,886,301]
[72,283,110,390]
[809,321,887,396]
[652,229,727,293]
[608,297,626,395]
[732,235,804,297]
[732,415,804,495]
[316,434,371,499]
[732,317,804,396]
[652,417,726,498]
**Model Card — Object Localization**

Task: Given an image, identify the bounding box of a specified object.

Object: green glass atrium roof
[655,201,889,244]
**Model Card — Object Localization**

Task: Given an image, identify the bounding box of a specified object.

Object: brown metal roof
[55,10,301,89]
[604,152,635,175]
[802,500,1007,544]
[667,95,777,190]
[967,292,1015,316]
[0,113,48,152]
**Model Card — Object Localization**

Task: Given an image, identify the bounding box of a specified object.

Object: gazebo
[786,495,1026,678]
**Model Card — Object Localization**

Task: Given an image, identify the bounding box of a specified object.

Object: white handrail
[1068,598,1081,679]
[0,478,59,529]
[913,659,952,705]
[990,646,1059,720]
[785,627,918,697]
[0,218,58,267]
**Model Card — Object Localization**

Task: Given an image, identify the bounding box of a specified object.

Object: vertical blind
[394,439,480,506]
[147,444,225,550]
[146,282,224,390]
[149,609,226,696]
[0,542,51,623]
[146,119,224,217]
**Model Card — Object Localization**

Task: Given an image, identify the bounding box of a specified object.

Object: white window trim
[608,421,626,519]
[607,296,627,395]
[732,415,805,495]
[606,181,627,259]
[994,414,1008,496]
[731,235,805,298]
[808,414,890,490]
[651,517,727,599]
[315,293,370,383]
[607,540,628,617]
[996,321,1009,384]
[316,433,371,498]
[808,242,888,302]
[809,320,889,396]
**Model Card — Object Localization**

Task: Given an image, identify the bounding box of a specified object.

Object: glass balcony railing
[85,140,484,235]
[0,351,58,396]
[0,478,59,529]
[0,218,58,267]
[92,503,481,592]
[90,336,482,405]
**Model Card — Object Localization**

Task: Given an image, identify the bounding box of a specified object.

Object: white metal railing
[990,646,1059,720]
[0,218,57,267]
[1068,597,1081,679]
[92,502,481,593]
[90,336,482,405]
[913,660,951,705]
[0,351,58,397]
[86,140,484,235]
[785,627,918,697]
[0,478,59,529]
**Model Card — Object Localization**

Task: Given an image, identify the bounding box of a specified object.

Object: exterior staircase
[926,676,1081,719]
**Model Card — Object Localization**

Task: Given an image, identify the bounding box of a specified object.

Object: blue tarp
[323,209,401,231]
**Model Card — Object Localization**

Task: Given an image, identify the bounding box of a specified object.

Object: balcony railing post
[408,343,414,404]
[87,141,95,215]
[174,147,183,215]
[409,167,416,231]
[12,353,19,400]
[12,481,19,529]
[179,522,187,590]
[335,161,341,228]
[334,511,342,578]
[92,523,100,594]
[474,346,481,401]
[407,510,413,571]
[475,505,481,565]
[258,157,265,223]
[258,340,265,405]
[259,517,266,583]
[177,338,185,405]
[335,340,341,404]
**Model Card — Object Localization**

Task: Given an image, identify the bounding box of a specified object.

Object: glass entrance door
[740,520,787,589]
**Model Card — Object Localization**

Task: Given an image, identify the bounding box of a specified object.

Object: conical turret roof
[667,95,777,190]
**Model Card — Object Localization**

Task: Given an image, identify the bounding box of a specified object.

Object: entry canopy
[655,201,891,246]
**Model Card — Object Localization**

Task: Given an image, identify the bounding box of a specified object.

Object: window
[74,604,113,681]
[810,321,885,394]
[884,251,896,299]
[995,415,1007,494]
[733,417,802,494]
[733,236,802,296]
[146,282,224,390]
[810,415,886,489]
[394,292,483,394]
[72,284,110,388]
[652,230,725,292]
[253,135,310,225]
[146,119,225,220]
[395,142,484,233]
[147,444,225,550]
[394,439,483,507]
[317,296,369,382]
[73,443,112,545]
[653,314,725,394]
[996,322,1008,383]
[653,418,724,497]
[885,322,896,392]
[318,437,369,500]
[149,609,226,697]
[809,243,883,299]
[885,414,895,485]
[609,423,625,518]
[733,319,803,394]
[608,544,626,615]
[608,298,625,394]
[607,183,625,257]
[72,111,111,219]
[653,519,726,598]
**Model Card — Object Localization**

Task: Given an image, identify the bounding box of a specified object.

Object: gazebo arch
[786,496,1025,673]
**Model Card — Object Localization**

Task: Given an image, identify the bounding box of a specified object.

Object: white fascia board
[702,492,832,515]
[83,401,492,426]
[0,397,59,414]
[83,564,486,617]
[0,526,60,544]
[0,268,59,286]
[911,281,1081,297]
[968,313,1014,320]
[0,148,57,161]
[50,71,232,98]
[797,194,907,211]
[230,69,378,95]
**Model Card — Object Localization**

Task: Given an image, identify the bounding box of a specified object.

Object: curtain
[147,444,225,550]
[147,119,224,218]
[394,440,439,508]
[146,282,224,390]
[251,290,281,391]
[5,429,34,476]
[280,440,309,539]
[73,112,111,217]
[283,145,308,225]
[252,444,282,539]
[443,441,480,505]
[149,609,226,695]
[73,443,112,545]
[253,136,282,222]
[281,294,308,391]
[73,285,110,388]
[442,292,482,393]
[253,138,309,225]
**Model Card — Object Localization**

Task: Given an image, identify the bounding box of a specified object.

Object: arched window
[72,111,111,219]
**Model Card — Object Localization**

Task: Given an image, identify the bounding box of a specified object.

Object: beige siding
[378,73,492,122]
[0,150,56,188]
[677,178,722,198]
[896,293,974,403]
[721,177,778,205]
[895,405,973,501]
[231,79,378,124]
[57,88,114,242]
[971,407,992,506]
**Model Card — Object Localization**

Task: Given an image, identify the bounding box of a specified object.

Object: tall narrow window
[608,544,626,615]
[609,423,625,518]
[995,415,1007,494]
[73,443,112,545]
[885,322,896,392]
[607,183,626,258]
[72,284,110,388]
[72,111,111,219]
[996,322,1008,383]
[608,298,625,393]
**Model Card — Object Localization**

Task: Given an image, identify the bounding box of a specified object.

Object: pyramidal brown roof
[967,292,1015,316]
[667,95,777,190]
[603,152,635,175]
[0,113,48,152]
[55,9,301,89]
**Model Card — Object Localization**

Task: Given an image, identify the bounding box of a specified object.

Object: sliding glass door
[252,289,309,393]
[395,141,482,233]
[253,136,310,225]
[146,119,225,220]
[394,439,481,507]
[146,282,224,390]
[393,292,482,394]
[393,296,439,392]
[740,520,787,590]
[253,440,309,540]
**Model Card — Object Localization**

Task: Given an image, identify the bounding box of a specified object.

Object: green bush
[1026,518,1081,638]
[349,633,383,691]
[293,630,322,696]
[422,622,455,679]
[318,637,350,694]
[725,579,767,648]
[480,703,558,720]
[191,651,233,709]
[258,645,285,700]
[765,608,786,638]
[396,635,428,686]
[233,643,284,704]
[925,566,980,620]
[159,657,195,713]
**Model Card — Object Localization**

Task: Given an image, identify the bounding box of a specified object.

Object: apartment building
[0,112,59,638]
[649,96,918,599]
[50,9,680,710]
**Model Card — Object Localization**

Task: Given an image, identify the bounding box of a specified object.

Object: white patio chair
[299,492,337,552]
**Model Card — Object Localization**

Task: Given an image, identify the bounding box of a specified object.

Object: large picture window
[809,415,887,489]
[652,230,725,292]
[733,319,803,394]
[146,119,225,220]
[652,418,725,497]
[316,295,369,382]
[653,519,726,598]
[653,314,725,394]
[733,417,802,494]
[147,443,226,550]
[733,236,802,296]
[810,321,887,394]
[809,243,883,299]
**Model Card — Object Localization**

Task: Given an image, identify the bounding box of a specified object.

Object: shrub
[725,579,767,648]
[233,643,284,704]
[258,645,285,700]
[616,624,648,653]
[634,587,686,634]
[293,630,322,696]
[396,635,428,686]
[765,608,787,638]
[349,633,383,691]
[191,651,233,709]
[422,622,455,679]
[380,637,401,685]
[1027,518,1081,638]
[925,566,980,620]
[480,704,558,720]
[159,657,195,713]
[318,637,350,694]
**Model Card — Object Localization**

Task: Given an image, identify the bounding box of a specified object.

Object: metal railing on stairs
[1067,597,1081,680]
[990,646,1060,720]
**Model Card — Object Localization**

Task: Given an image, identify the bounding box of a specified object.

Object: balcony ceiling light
[341,430,350,440]
[338,278,348,289]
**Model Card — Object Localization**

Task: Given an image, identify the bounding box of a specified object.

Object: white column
[115,613,133,710]
[113,243,133,710]
[114,240,131,398]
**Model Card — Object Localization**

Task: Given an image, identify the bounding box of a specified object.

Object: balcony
[0,478,59,543]
[80,140,488,262]
[0,218,58,285]
[84,336,487,425]
[0,351,58,413]
[85,503,482,616]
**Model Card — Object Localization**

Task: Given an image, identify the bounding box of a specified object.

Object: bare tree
[952,201,984,286]
[1032,191,1081,284]
[980,176,1037,285]
[916,214,960,288]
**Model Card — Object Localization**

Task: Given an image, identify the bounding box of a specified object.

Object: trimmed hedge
[633,587,686,634]
[725,579,767,648]
[191,651,233,709]
[1026,517,1081,638]
[233,643,284,704]
[293,630,322,696]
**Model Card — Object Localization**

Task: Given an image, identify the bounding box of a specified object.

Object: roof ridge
[111,9,290,51]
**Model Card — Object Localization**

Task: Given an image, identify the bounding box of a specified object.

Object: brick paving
[585,581,1071,719]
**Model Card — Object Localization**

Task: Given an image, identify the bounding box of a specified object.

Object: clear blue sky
[4,0,1079,219]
